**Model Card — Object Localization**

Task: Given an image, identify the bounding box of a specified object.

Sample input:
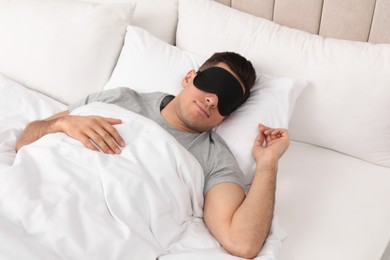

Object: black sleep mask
[193,67,244,116]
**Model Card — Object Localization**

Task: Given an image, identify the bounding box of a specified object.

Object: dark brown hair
[198,52,256,104]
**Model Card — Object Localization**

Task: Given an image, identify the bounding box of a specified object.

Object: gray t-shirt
[69,87,244,194]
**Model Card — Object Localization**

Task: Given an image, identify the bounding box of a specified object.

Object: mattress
[276,141,390,260]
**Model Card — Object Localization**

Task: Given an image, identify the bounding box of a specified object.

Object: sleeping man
[16,52,289,259]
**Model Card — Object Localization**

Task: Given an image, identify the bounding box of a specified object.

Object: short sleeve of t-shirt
[199,132,245,194]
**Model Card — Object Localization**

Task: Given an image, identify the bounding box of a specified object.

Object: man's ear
[181,69,196,88]
[218,115,230,125]
[215,115,229,127]
[220,115,229,123]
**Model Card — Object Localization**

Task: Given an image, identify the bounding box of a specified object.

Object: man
[16,52,289,259]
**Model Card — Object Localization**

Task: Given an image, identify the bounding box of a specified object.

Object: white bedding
[0,102,210,259]
[0,75,286,259]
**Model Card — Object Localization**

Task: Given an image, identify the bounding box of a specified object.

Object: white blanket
[0,102,218,260]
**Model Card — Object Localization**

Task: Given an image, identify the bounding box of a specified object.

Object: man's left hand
[252,124,290,164]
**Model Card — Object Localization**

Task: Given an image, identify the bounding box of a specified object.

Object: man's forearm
[16,119,60,151]
[15,111,68,152]
[228,158,278,258]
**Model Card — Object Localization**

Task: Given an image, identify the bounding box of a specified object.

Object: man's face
[176,62,245,133]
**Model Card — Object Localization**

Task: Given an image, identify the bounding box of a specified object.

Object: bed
[0,0,389,260]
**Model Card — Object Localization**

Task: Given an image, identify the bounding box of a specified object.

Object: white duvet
[0,74,285,260]
[0,102,221,259]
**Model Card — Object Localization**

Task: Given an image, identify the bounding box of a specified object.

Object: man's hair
[198,52,256,104]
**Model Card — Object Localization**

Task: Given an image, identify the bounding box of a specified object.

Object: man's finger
[80,135,99,152]
[104,117,122,125]
[100,123,126,148]
[85,129,115,154]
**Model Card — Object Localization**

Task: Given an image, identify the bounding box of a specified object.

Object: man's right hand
[16,110,125,154]
[58,115,125,154]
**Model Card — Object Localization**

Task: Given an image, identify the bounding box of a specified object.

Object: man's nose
[205,93,218,107]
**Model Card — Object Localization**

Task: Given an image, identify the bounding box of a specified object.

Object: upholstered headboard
[215,0,390,43]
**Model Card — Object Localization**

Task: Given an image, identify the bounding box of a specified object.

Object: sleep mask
[193,67,244,116]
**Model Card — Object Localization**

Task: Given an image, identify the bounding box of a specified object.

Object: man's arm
[203,124,289,259]
[16,110,126,154]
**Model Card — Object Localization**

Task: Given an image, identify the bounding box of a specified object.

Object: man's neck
[160,98,198,134]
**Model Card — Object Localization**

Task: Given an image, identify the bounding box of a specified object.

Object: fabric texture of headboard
[215,0,390,44]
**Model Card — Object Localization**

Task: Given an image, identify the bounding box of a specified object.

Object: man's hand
[252,124,290,164]
[16,110,126,154]
[58,115,125,154]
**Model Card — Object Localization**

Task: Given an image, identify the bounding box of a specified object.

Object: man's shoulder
[193,130,237,164]
[208,130,231,150]
[105,87,167,97]
[207,130,240,169]
[118,87,169,101]
[103,87,170,105]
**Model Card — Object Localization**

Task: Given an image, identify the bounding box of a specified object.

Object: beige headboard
[216,0,390,44]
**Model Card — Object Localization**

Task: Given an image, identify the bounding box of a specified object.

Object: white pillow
[104,26,203,95]
[0,0,135,105]
[77,0,179,44]
[176,0,390,168]
[215,75,306,186]
[104,26,307,184]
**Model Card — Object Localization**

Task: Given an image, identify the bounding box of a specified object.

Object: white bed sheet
[0,74,286,259]
[276,141,390,260]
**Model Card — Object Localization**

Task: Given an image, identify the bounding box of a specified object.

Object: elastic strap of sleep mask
[193,67,244,116]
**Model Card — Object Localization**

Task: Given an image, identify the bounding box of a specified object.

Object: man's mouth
[194,100,210,118]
